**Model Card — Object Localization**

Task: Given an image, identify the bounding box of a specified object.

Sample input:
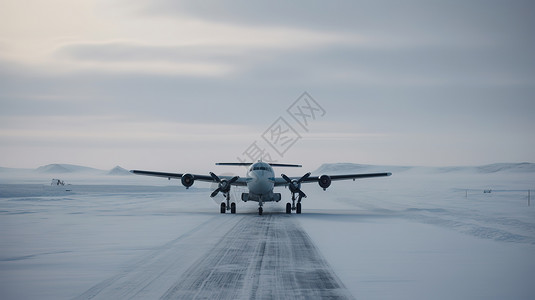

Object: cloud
[140,0,534,46]
[1,0,360,77]
[0,115,259,147]
[52,42,257,76]
[1,0,534,168]
[56,43,238,63]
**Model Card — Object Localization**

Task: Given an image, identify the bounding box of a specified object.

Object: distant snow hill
[313,163,411,175]
[0,166,33,172]
[35,164,132,176]
[313,162,535,174]
[474,162,535,173]
[436,162,535,173]
[36,164,101,174]
[107,166,131,176]
[2,162,534,177]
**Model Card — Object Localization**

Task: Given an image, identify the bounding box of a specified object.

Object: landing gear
[288,194,303,214]
[258,196,263,215]
[220,193,236,214]
[282,172,309,215]
[220,202,236,214]
[225,193,231,212]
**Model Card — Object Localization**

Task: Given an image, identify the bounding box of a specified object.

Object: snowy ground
[0,164,534,299]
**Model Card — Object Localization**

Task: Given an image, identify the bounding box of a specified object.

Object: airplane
[130,161,391,215]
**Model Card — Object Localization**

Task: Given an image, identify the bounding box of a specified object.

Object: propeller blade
[281,174,292,183]
[298,189,307,198]
[229,176,240,184]
[210,172,221,182]
[210,187,221,198]
[298,172,311,183]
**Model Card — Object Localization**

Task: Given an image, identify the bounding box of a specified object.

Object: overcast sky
[1,0,534,172]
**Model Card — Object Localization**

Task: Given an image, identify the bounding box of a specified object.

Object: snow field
[0,163,534,299]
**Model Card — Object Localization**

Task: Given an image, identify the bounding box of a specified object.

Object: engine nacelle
[318,175,331,191]
[289,180,300,193]
[181,173,195,189]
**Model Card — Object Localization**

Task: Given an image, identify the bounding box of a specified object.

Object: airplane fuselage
[246,162,275,194]
[243,162,280,203]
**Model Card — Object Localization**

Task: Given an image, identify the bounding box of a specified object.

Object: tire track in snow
[75,214,353,299]
[161,214,353,299]
[74,214,243,300]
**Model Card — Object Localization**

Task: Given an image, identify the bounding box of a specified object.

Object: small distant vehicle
[51,179,65,186]
[131,161,391,215]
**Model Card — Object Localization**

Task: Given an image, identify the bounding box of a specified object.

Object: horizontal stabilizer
[269,163,302,168]
[217,162,302,167]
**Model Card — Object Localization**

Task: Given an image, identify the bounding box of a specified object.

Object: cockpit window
[253,166,267,171]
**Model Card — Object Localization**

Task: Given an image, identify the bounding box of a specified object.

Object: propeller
[281,172,311,199]
[210,172,239,197]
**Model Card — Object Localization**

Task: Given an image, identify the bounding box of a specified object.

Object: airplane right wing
[274,172,392,188]
[303,172,392,182]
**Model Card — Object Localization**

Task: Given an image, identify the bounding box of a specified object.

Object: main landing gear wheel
[286,203,291,214]
[258,207,263,216]
[231,202,236,214]
[296,202,302,214]
[220,202,226,214]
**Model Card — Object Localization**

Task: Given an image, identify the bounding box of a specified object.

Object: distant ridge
[3,162,534,175]
[313,163,411,174]
[108,166,131,176]
[476,162,535,173]
[36,164,101,174]
[313,162,535,174]
[0,166,33,172]
[436,162,535,173]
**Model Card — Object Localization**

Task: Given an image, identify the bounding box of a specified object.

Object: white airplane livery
[131,161,391,215]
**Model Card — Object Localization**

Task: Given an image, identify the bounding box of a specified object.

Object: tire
[286,203,291,214]
[296,202,302,214]
[231,202,236,214]
[220,202,226,214]
[258,207,263,215]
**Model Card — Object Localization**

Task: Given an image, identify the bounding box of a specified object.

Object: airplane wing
[304,172,392,182]
[274,172,392,186]
[130,170,248,186]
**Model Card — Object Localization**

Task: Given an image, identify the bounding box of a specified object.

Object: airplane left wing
[130,170,247,186]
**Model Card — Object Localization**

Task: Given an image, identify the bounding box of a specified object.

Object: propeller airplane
[131,161,391,215]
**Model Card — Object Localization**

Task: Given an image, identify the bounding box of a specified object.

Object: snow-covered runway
[75,213,351,299]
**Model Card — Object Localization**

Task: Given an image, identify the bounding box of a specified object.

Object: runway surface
[75,213,354,299]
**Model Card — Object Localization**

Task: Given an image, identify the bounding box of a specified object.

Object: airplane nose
[248,171,273,194]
